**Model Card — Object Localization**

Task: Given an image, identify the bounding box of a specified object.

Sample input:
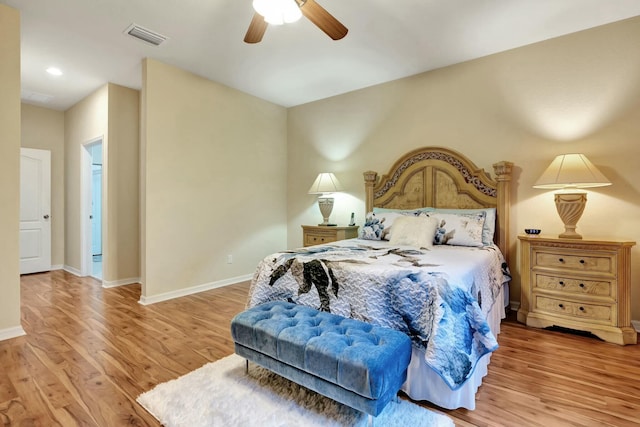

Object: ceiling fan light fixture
[252,0,302,25]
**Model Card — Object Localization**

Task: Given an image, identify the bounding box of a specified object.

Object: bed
[247,147,514,410]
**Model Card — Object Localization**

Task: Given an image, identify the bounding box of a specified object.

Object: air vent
[124,23,167,46]
[21,90,54,103]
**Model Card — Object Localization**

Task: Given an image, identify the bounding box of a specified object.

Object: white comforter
[247,239,509,390]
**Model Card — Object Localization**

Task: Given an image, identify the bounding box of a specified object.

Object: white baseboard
[632,320,640,333]
[102,277,140,288]
[51,264,63,270]
[63,265,82,276]
[0,326,26,342]
[509,300,521,312]
[139,274,252,306]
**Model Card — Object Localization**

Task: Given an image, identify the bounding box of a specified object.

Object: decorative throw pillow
[389,215,438,249]
[431,208,496,246]
[426,212,486,247]
[361,212,386,240]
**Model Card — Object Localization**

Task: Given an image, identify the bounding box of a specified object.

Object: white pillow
[389,216,438,249]
[426,212,486,247]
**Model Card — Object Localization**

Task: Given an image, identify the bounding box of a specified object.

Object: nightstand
[517,235,636,345]
[302,225,359,247]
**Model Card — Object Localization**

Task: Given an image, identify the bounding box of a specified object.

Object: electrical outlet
[227,254,233,264]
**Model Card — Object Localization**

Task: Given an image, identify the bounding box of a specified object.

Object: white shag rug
[137,354,454,427]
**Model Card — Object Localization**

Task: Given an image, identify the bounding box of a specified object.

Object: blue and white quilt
[247,239,510,390]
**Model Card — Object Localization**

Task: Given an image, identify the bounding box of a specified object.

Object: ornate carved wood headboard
[363,146,513,264]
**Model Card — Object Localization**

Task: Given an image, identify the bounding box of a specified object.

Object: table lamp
[533,153,611,239]
[308,173,343,226]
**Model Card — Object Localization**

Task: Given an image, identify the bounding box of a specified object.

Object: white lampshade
[533,153,611,239]
[252,0,302,25]
[533,153,611,189]
[308,173,343,226]
[308,173,344,195]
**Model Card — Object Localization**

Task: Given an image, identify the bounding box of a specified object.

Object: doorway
[90,144,102,279]
[81,138,103,280]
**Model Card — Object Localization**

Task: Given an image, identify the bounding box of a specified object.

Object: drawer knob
[579,283,585,288]
[579,306,585,311]
[579,259,585,264]
[558,304,564,309]
[558,281,565,286]
[558,258,564,263]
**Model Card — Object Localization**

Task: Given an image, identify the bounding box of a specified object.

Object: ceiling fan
[244,0,348,44]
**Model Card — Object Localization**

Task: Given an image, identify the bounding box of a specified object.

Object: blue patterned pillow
[426,212,486,247]
[361,212,385,240]
[431,208,496,246]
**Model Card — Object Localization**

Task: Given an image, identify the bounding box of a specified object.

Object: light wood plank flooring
[1,270,639,426]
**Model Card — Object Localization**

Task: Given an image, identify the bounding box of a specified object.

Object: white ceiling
[4,0,640,111]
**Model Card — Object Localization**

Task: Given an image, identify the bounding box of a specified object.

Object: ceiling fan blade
[300,0,348,40]
[244,12,268,44]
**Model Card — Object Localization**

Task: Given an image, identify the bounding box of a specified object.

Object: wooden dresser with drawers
[517,235,636,345]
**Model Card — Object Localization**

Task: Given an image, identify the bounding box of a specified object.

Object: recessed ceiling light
[46,67,63,76]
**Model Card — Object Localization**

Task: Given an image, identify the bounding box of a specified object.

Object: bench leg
[367,414,373,427]
[245,359,248,374]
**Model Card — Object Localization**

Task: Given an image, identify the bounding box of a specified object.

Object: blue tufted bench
[230,301,412,418]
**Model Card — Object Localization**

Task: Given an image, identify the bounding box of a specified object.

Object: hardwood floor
[2,270,639,426]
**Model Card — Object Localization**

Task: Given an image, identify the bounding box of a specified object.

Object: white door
[20,148,52,274]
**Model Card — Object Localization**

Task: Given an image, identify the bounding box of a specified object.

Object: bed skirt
[401,283,508,410]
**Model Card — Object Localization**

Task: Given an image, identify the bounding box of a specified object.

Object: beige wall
[21,104,65,267]
[287,17,640,319]
[0,4,22,334]
[64,83,140,284]
[64,85,108,273]
[105,84,140,283]
[141,58,287,299]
